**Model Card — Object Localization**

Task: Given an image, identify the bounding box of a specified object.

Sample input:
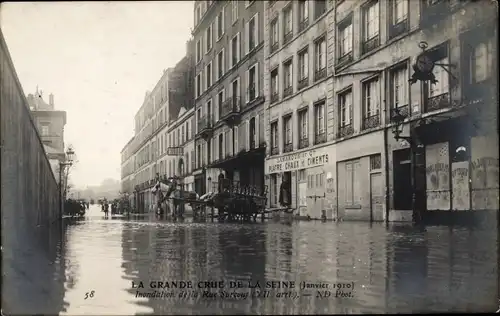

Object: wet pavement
[10,205,500,314]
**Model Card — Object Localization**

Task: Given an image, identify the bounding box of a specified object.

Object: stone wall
[1,29,62,313]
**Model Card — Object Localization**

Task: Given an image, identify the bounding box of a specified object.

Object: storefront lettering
[425,163,449,174]
[471,157,499,170]
[267,150,330,174]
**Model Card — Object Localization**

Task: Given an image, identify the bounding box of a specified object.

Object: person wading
[279,173,292,209]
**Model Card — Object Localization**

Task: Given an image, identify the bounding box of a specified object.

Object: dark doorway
[393,149,412,210]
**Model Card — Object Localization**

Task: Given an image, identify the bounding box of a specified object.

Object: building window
[196,39,202,62]
[314,101,325,144]
[196,73,202,97]
[217,90,224,119]
[247,13,258,52]
[283,5,293,44]
[362,78,380,130]
[362,1,380,53]
[298,109,308,149]
[41,124,49,136]
[270,68,279,103]
[283,59,293,98]
[338,19,353,64]
[206,24,213,53]
[246,63,258,102]
[429,59,449,98]
[370,154,381,170]
[338,89,353,137]
[197,144,202,168]
[298,47,309,90]
[231,1,238,24]
[298,0,309,31]
[270,121,278,155]
[390,65,409,118]
[249,117,256,149]
[206,62,212,88]
[217,9,224,39]
[217,50,224,79]
[195,5,202,25]
[470,39,494,83]
[283,115,292,153]
[314,0,326,20]
[314,36,326,81]
[393,0,408,24]
[231,33,240,68]
[270,18,279,53]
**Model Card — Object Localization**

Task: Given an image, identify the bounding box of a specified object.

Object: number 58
[84,290,95,300]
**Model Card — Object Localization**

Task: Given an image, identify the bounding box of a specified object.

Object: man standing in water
[279,173,292,209]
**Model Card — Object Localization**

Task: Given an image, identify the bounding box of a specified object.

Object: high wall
[1,29,63,313]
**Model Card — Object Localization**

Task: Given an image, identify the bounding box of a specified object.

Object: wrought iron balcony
[362,114,381,130]
[314,132,326,145]
[220,96,241,124]
[283,143,293,153]
[298,18,309,32]
[270,92,279,104]
[314,68,327,81]
[196,114,214,140]
[389,20,408,39]
[337,124,354,138]
[283,31,293,45]
[298,77,309,90]
[271,146,279,156]
[336,52,353,69]
[299,138,309,149]
[270,41,279,54]
[390,105,409,120]
[362,36,380,55]
[425,93,450,113]
[420,0,450,28]
[283,86,293,98]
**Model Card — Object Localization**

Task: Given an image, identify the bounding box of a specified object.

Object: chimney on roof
[49,93,54,106]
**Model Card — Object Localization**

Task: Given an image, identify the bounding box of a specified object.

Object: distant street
[18,205,498,315]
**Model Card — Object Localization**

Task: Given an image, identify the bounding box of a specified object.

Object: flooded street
[42,205,499,314]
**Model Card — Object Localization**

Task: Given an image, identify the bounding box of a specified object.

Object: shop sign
[266,149,330,174]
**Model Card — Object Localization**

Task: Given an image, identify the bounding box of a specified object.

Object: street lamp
[59,146,75,219]
[390,107,412,144]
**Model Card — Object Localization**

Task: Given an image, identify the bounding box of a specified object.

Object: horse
[151,177,200,219]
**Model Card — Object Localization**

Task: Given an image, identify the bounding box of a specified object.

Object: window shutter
[234,126,239,153]
[238,123,244,152]
[237,33,240,62]
[214,16,218,41]
[255,63,260,97]
[229,40,233,68]
[214,98,219,122]
[245,69,249,102]
[221,132,225,158]
[255,12,259,45]
[229,128,233,155]
[213,136,217,161]
[245,21,249,55]
[255,114,260,145]
[245,119,250,150]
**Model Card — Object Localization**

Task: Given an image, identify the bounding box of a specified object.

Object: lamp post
[179,159,185,216]
[59,146,75,219]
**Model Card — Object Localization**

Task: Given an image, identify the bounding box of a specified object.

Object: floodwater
[8,205,500,314]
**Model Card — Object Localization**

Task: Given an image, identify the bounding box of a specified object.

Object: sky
[0,1,193,189]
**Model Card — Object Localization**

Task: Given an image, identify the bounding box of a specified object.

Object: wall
[1,30,62,312]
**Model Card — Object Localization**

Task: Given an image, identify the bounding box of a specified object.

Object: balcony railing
[298,18,309,32]
[390,104,409,120]
[299,138,309,149]
[314,132,326,145]
[314,68,327,81]
[270,92,279,104]
[271,146,279,155]
[337,52,353,69]
[221,96,241,119]
[362,36,380,55]
[283,86,293,98]
[426,93,450,112]
[283,31,293,45]
[389,20,408,39]
[270,41,279,54]
[298,77,309,90]
[420,0,450,28]
[283,142,293,153]
[337,124,354,138]
[362,114,380,130]
[197,114,213,132]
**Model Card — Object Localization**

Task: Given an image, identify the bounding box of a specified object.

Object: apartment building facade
[264,0,498,223]
[264,0,336,218]
[193,0,267,195]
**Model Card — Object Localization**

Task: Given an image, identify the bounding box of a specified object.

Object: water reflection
[3,205,498,315]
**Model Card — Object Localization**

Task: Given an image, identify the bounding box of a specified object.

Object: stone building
[28,88,67,179]
[192,0,266,195]
[264,0,498,223]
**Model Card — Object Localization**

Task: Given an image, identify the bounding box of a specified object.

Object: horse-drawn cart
[152,176,268,222]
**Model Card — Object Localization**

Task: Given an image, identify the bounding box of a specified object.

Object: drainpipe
[383,96,390,223]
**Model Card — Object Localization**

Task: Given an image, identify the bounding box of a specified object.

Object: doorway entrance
[393,148,412,210]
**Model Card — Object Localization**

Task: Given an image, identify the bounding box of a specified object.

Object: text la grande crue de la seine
[131,280,341,291]
[266,149,330,174]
